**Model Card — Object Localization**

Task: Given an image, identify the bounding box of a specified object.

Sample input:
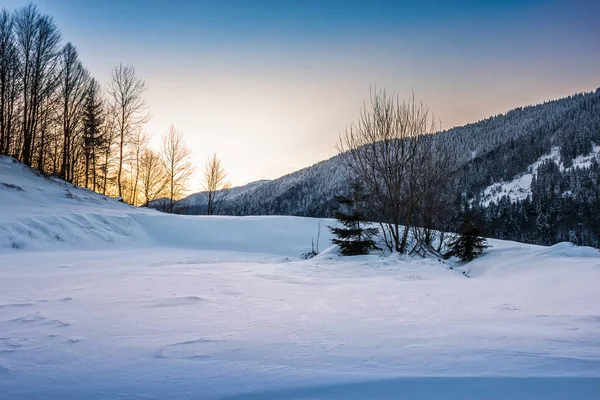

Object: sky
[4,0,600,187]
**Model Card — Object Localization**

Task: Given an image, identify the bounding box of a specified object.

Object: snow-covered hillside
[154,154,350,217]
[0,156,327,254]
[478,145,600,206]
[1,156,600,399]
[151,179,270,213]
[0,156,149,250]
[152,89,600,221]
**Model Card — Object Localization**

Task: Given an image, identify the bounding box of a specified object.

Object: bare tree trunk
[15,5,61,167]
[108,64,148,198]
[57,43,88,181]
[203,152,230,215]
[338,88,439,253]
[160,124,193,213]
[0,9,15,156]
[139,149,166,206]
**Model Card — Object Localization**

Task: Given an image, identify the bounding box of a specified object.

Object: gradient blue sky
[4,0,600,186]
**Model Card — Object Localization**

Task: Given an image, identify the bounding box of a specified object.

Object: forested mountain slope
[153,88,600,246]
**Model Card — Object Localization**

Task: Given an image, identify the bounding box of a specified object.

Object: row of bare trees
[0,5,146,198]
[0,4,230,211]
[338,89,457,255]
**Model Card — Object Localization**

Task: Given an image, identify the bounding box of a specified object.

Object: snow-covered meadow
[1,156,599,399]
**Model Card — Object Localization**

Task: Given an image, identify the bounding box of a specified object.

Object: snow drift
[0,155,332,256]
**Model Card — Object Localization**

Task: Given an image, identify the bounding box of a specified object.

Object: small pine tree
[448,206,489,261]
[329,182,379,256]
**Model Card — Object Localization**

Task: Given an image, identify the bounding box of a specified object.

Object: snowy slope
[1,156,600,399]
[0,156,329,255]
[477,144,600,206]
[477,147,561,206]
[0,156,152,250]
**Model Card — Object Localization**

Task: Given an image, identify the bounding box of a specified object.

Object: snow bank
[0,156,150,251]
[0,156,333,256]
[133,213,333,257]
[541,241,600,258]
[0,212,147,250]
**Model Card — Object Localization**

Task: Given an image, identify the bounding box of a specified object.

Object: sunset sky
[4,0,600,187]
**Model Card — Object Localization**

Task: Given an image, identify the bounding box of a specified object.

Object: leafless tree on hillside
[100,104,118,195]
[0,8,20,157]
[139,148,166,206]
[160,124,194,213]
[203,152,230,215]
[127,128,149,205]
[15,4,61,167]
[108,63,149,198]
[58,42,89,181]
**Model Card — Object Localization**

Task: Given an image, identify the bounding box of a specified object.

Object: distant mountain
[151,155,350,217]
[151,88,600,247]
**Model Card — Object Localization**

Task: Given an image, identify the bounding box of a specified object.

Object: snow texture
[1,156,600,399]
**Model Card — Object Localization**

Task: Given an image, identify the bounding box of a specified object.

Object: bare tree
[127,128,149,205]
[160,124,194,213]
[338,89,439,253]
[14,4,61,166]
[108,63,148,197]
[203,152,230,215]
[139,149,166,206]
[409,136,458,256]
[58,42,89,180]
[100,104,118,195]
[0,8,20,157]
[0,5,152,199]
[36,94,58,172]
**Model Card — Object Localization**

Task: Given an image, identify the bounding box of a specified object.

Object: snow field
[1,155,600,398]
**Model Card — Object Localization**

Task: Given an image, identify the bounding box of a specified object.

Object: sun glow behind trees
[0,4,227,210]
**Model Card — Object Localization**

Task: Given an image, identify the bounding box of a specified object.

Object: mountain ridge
[152,88,600,221]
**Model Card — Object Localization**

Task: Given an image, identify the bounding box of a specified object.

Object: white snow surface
[1,156,600,399]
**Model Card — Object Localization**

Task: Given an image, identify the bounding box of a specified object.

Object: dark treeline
[461,90,600,247]
[462,90,600,200]
[470,158,600,248]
